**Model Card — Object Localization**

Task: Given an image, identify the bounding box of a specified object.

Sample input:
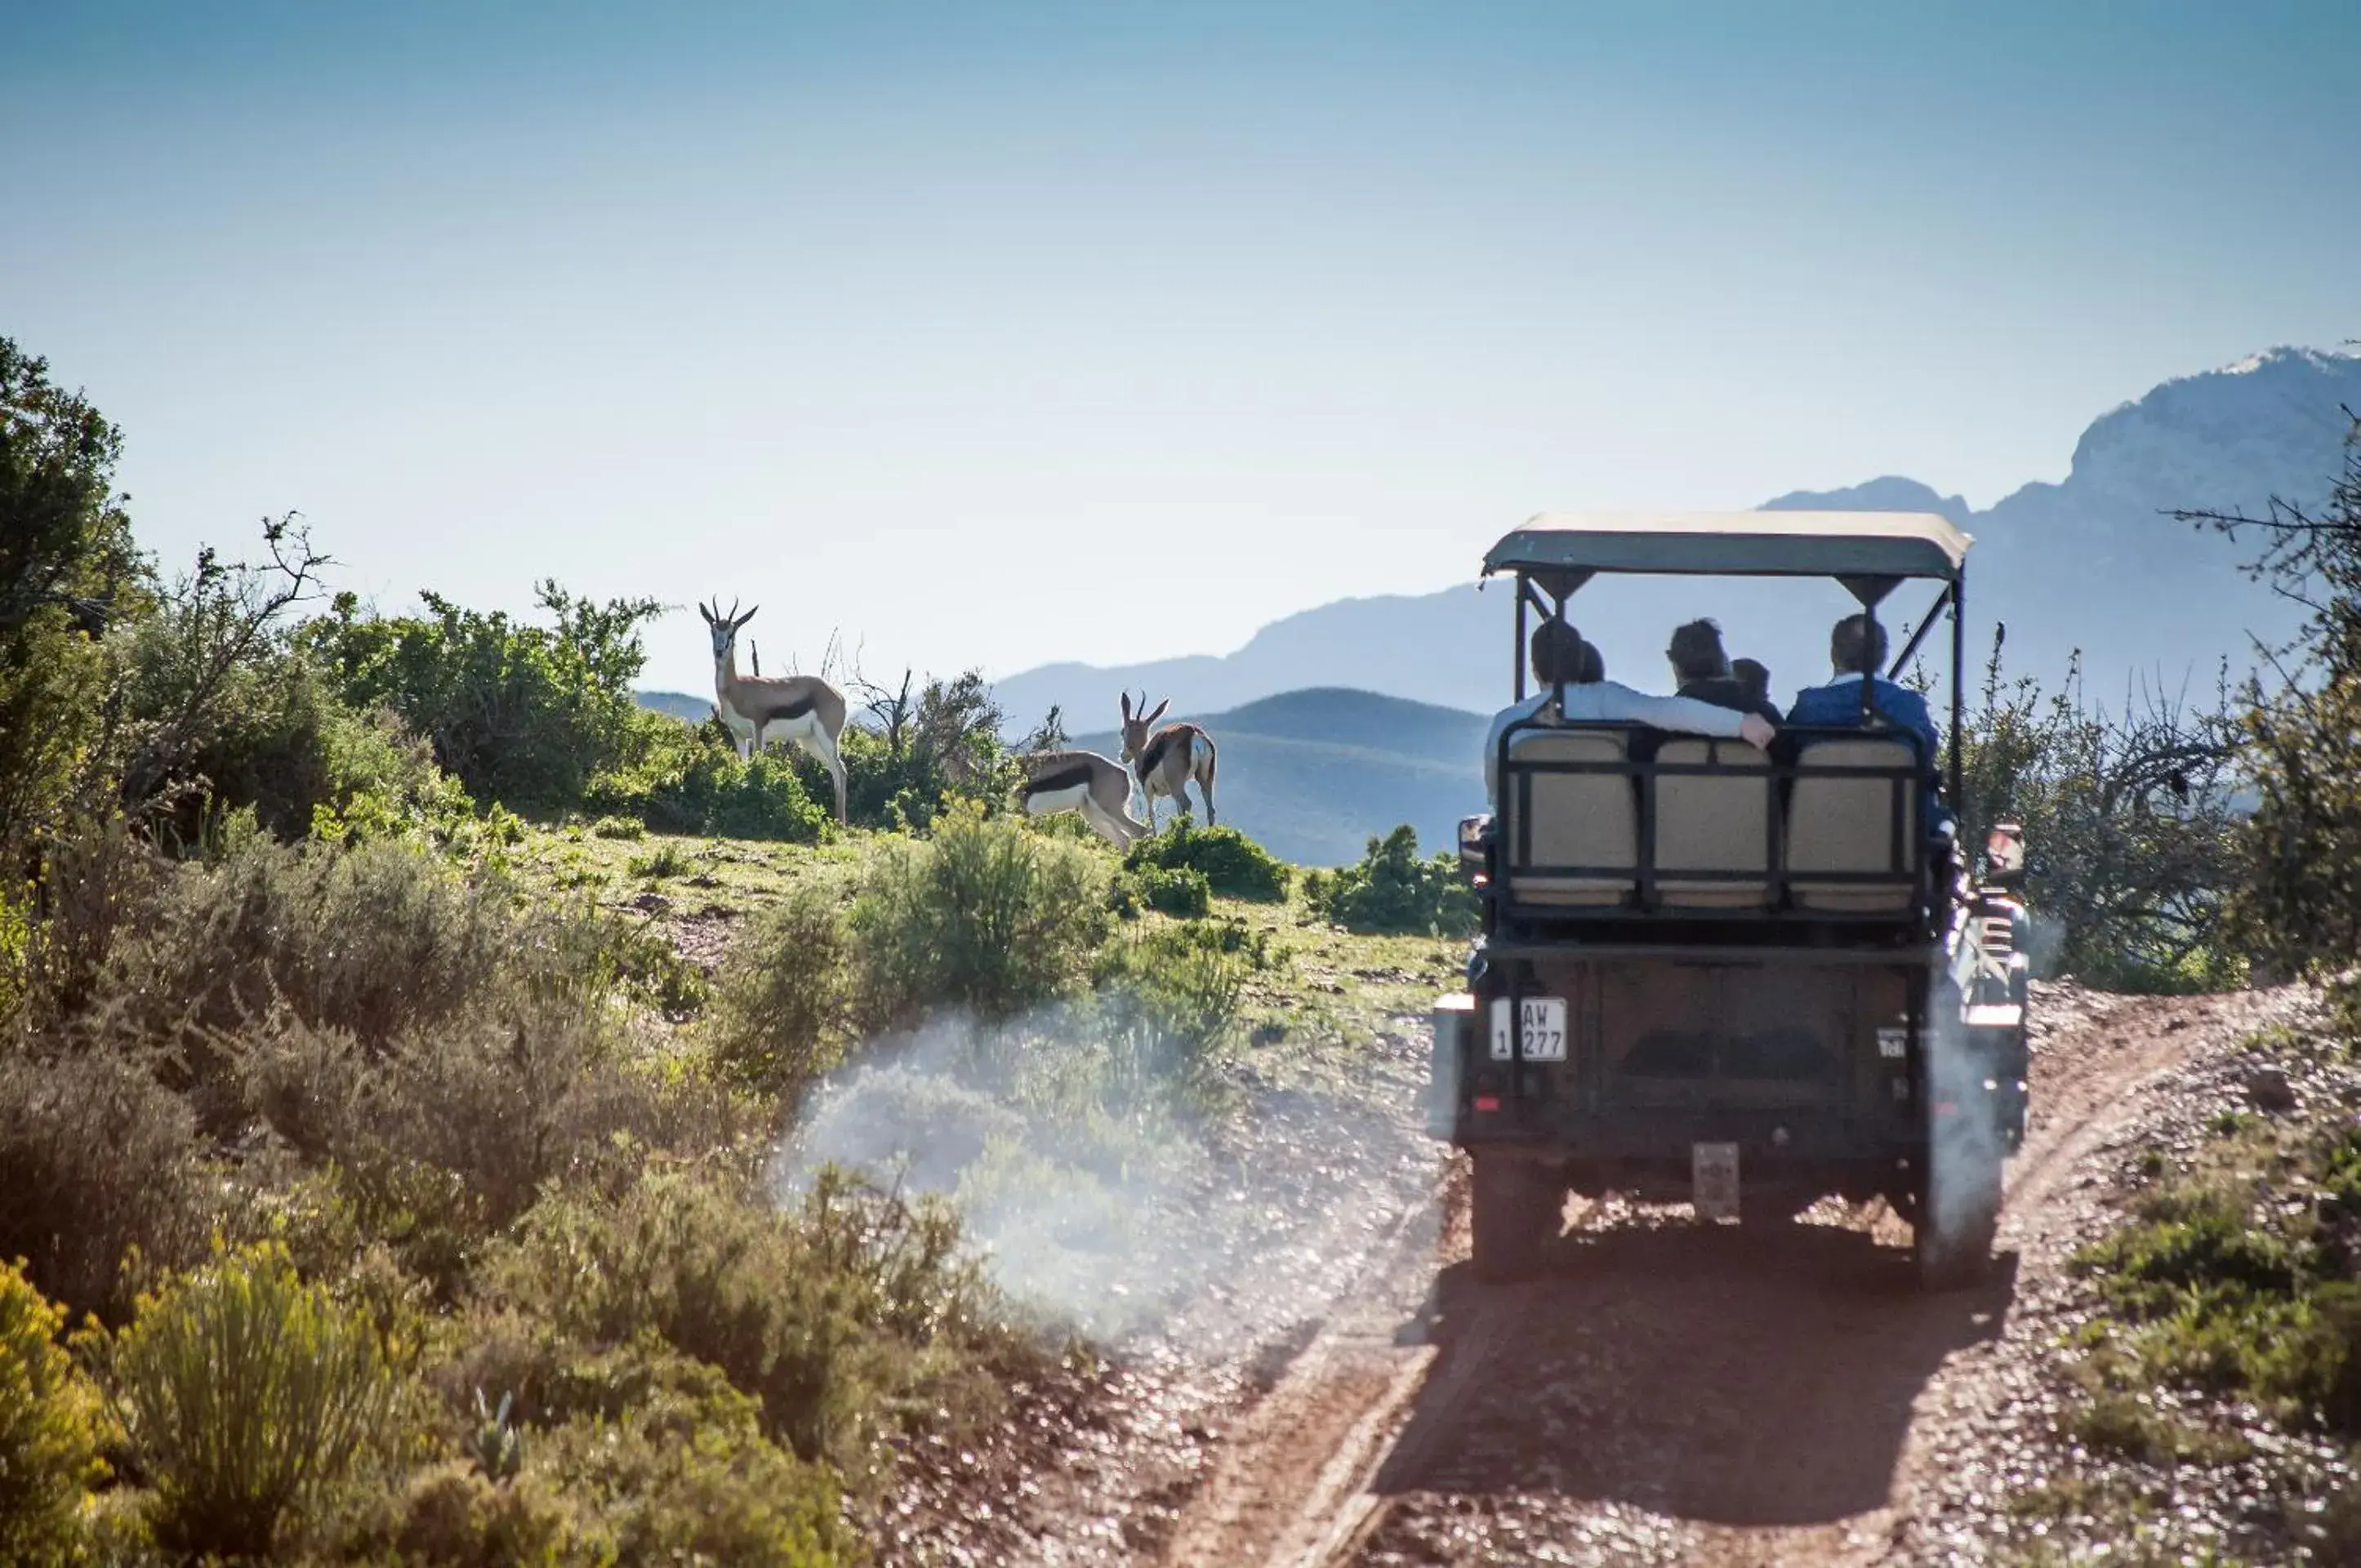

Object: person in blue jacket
[1786,612,1949,828]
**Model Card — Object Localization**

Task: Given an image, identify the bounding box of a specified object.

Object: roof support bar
[1887,581,1956,679]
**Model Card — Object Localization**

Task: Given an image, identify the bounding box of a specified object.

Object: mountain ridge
[992,345,2357,727]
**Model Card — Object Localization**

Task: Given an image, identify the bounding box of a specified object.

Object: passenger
[1784,612,1938,765]
[1485,620,1775,804]
[1731,657,1772,714]
[1666,617,1780,724]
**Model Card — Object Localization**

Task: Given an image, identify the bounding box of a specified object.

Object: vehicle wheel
[1470,1153,1560,1283]
[1913,1145,2002,1291]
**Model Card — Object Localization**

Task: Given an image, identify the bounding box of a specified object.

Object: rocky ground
[881,979,2350,1566]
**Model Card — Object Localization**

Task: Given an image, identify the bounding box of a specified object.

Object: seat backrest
[1785,737,1921,912]
[1501,727,1636,906]
[1652,737,1773,908]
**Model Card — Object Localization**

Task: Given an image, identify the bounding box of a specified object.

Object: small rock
[2247,1067,2298,1114]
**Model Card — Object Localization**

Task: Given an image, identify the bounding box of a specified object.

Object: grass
[510,818,1465,1108]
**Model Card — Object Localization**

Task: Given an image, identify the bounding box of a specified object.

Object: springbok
[699,599,849,825]
[1016,749,1147,847]
[1118,693,1218,831]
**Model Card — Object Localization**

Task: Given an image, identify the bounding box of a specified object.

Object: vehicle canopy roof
[1483,511,1971,585]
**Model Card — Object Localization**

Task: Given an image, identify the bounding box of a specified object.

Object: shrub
[1953,639,2243,987]
[103,1242,408,1560]
[849,804,1111,1032]
[0,1259,109,1566]
[234,1004,737,1297]
[1134,863,1212,919]
[304,581,662,814]
[480,1165,1020,1475]
[627,843,692,880]
[705,888,849,1101]
[587,715,827,843]
[103,831,512,1054]
[526,1376,841,1566]
[801,669,1013,830]
[1090,924,1247,1108]
[1125,820,1290,902]
[589,814,644,840]
[1303,824,1478,937]
[0,1047,214,1321]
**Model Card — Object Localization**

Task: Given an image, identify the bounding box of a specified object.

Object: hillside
[1072,687,1487,866]
[635,689,714,724]
[993,346,2358,724]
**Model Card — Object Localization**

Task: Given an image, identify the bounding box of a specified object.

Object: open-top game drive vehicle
[1428,512,2032,1290]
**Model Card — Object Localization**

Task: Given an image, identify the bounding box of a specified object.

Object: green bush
[1089,924,1247,1107]
[1125,820,1290,902]
[849,804,1111,1032]
[587,713,826,843]
[1134,863,1212,919]
[479,1165,1018,1475]
[234,1004,737,1298]
[527,1376,840,1566]
[627,843,692,880]
[304,581,662,814]
[796,670,1013,831]
[111,595,466,846]
[705,887,849,1101]
[104,831,514,1053]
[1302,824,1477,937]
[104,1242,408,1560]
[0,1258,109,1566]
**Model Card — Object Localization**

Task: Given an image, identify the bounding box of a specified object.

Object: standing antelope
[1118,693,1218,831]
[699,599,849,825]
[1015,749,1148,847]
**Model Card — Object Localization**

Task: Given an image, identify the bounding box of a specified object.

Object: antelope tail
[1196,733,1218,826]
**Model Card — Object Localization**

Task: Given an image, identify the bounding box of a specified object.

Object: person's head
[1732,657,1770,705]
[1529,618,1584,685]
[1830,613,1888,677]
[1666,618,1730,684]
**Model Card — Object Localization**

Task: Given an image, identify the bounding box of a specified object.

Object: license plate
[1693,1141,1740,1222]
[1490,996,1567,1062]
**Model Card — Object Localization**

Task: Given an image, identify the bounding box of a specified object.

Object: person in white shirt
[1485,621,1776,804]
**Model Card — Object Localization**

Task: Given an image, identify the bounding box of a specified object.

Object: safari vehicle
[1428,512,2032,1290]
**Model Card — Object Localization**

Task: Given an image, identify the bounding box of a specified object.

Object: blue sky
[5,2,2354,697]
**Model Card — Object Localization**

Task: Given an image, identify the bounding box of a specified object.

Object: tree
[303,581,662,811]
[2176,412,2361,990]
[1955,637,2243,987]
[0,340,147,852]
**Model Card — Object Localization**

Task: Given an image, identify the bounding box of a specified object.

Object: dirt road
[1152,982,2308,1568]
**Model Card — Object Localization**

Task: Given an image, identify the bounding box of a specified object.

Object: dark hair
[1830,613,1887,676]
[1575,639,1606,684]
[1529,619,1584,685]
[1666,618,1729,683]
[1732,657,1770,702]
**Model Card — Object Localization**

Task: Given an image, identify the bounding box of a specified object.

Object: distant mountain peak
[1758,475,1974,529]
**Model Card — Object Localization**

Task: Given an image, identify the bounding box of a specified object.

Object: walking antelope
[699,599,849,825]
[1015,749,1148,848]
[1118,693,1218,831]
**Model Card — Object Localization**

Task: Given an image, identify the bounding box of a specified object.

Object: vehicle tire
[1913,1144,2002,1291]
[1470,1153,1560,1283]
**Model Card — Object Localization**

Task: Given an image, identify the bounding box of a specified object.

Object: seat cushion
[1653,738,1773,908]
[1785,737,1921,912]
[1501,728,1636,907]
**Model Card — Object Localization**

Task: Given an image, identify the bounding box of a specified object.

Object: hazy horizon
[7,2,2355,697]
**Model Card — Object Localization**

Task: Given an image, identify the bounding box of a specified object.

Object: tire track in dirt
[1152,982,2287,1568]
